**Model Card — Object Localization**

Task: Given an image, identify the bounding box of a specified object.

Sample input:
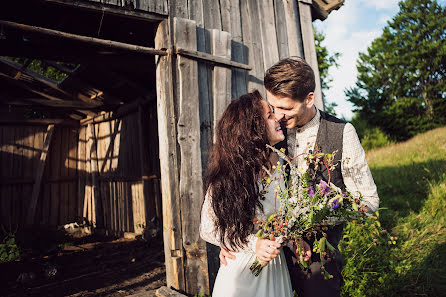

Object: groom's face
[266,91,315,129]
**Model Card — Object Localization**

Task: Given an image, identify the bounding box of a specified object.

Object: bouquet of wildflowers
[250,145,377,278]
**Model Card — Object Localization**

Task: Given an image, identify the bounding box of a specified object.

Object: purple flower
[342,192,346,197]
[332,198,339,210]
[307,186,315,197]
[319,180,331,196]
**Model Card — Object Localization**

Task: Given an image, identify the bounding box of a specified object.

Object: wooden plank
[60,128,69,224]
[13,127,24,226]
[155,19,185,291]
[175,48,251,70]
[257,0,280,70]
[188,0,204,27]
[211,29,232,141]
[0,118,79,127]
[174,17,209,295]
[202,0,222,30]
[274,0,290,60]
[241,0,265,93]
[284,0,305,58]
[22,127,35,222]
[78,126,87,221]
[68,128,78,223]
[229,0,248,98]
[298,1,324,110]
[0,21,168,57]
[44,0,168,19]
[50,127,61,226]
[27,125,54,225]
[138,105,155,220]
[89,123,102,228]
[171,0,188,18]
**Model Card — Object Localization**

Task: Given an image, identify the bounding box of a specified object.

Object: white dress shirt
[287,110,379,213]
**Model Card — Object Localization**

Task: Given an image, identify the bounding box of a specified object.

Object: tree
[314,27,340,115]
[346,0,446,140]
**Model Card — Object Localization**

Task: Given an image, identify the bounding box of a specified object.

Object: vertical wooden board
[22,126,35,222]
[78,126,87,220]
[171,0,188,18]
[112,119,121,171]
[119,181,124,232]
[188,0,204,27]
[285,0,305,57]
[84,125,92,224]
[156,19,185,291]
[241,0,265,93]
[274,0,290,59]
[89,123,101,228]
[28,125,54,225]
[298,1,324,109]
[3,127,14,226]
[60,128,69,224]
[174,17,209,295]
[12,127,24,225]
[0,127,7,225]
[202,0,222,30]
[211,29,232,140]
[67,128,77,223]
[257,0,279,70]
[219,0,231,33]
[50,127,61,226]
[229,0,248,98]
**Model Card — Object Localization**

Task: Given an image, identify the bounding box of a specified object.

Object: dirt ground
[0,235,166,297]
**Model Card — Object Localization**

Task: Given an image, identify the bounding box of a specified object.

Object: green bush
[0,232,20,263]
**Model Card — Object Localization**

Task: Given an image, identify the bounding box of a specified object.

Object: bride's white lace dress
[200,168,293,297]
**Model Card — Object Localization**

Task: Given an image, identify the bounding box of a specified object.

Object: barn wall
[0,103,161,234]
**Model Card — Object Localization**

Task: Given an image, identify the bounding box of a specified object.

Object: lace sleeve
[199,189,221,247]
[199,189,258,253]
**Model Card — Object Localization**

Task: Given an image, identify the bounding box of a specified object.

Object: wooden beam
[0,97,105,109]
[27,124,54,225]
[174,47,251,70]
[43,0,168,19]
[0,118,79,127]
[0,57,103,107]
[0,20,168,57]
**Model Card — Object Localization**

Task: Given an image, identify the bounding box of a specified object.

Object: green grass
[341,127,446,297]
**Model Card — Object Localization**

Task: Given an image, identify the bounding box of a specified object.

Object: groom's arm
[341,123,379,213]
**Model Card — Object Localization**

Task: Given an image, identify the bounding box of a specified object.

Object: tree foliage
[314,27,340,115]
[346,0,446,140]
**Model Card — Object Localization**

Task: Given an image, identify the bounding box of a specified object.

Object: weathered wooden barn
[0,0,343,295]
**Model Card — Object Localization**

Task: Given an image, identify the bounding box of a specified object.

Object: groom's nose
[274,111,284,122]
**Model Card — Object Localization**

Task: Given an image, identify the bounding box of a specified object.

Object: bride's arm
[199,190,259,253]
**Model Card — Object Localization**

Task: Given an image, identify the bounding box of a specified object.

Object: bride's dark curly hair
[204,90,271,251]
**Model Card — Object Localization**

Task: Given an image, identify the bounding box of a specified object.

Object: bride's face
[261,100,285,146]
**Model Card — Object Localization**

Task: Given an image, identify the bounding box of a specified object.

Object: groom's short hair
[264,57,315,102]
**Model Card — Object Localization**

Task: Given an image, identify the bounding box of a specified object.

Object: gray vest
[308,110,347,192]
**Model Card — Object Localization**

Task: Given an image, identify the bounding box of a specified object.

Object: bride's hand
[256,239,281,263]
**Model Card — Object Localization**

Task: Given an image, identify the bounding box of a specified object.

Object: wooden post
[155,19,185,291]
[174,17,209,295]
[88,123,102,228]
[27,124,54,225]
[298,0,324,110]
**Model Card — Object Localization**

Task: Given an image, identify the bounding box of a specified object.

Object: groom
[220,57,379,297]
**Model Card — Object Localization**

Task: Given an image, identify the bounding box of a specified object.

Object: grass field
[340,127,446,297]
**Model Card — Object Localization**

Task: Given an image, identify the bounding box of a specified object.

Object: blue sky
[313,0,445,120]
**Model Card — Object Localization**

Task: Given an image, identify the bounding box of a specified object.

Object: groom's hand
[256,239,281,263]
[219,247,236,266]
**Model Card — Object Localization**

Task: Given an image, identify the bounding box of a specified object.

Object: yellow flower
[266,177,271,184]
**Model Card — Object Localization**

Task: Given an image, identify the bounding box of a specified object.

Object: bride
[200,90,293,297]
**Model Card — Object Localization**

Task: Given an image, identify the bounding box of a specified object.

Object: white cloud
[358,0,400,10]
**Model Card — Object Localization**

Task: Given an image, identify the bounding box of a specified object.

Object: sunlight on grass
[341,126,446,297]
